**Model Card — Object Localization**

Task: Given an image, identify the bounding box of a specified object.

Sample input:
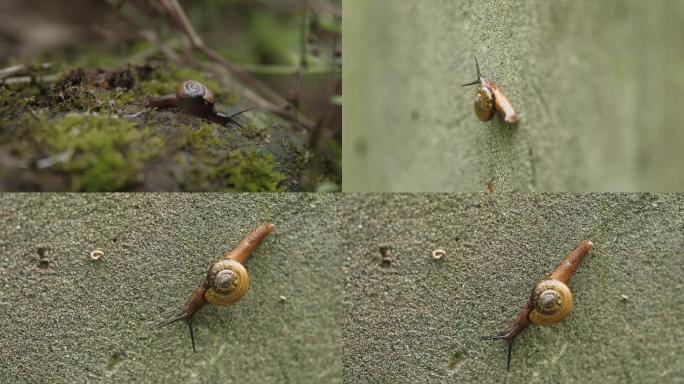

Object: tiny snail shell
[159,223,274,352]
[432,249,447,260]
[462,58,519,124]
[482,240,593,370]
[89,249,104,261]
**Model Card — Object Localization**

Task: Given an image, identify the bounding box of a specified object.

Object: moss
[239,120,266,139]
[178,121,222,150]
[173,147,285,192]
[34,114,163,191]
[0,86,13,107]
[219,150,286,192]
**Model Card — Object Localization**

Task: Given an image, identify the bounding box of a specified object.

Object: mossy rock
[0,62,309,191]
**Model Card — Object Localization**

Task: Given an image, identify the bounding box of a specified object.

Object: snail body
[463,58,519,124]
[159,223,274,352]
[482,240,593,370]
[148,80,251,128]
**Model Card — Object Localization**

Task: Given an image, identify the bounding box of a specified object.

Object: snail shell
[204,259,250,306]
[176,80,214,106]
[474,84,495,122]
[528,279,573,326]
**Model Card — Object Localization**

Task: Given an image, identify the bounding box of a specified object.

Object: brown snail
[148,80,252,128]
[463,58,519,124]
[159,223,274,352]
[482,240,593,370]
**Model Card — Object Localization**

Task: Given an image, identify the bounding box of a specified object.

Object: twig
[1,75,58,85]
[0,63,53,80]
[156,0,313,129]
[309,10,342,149]
[288,0,310,108]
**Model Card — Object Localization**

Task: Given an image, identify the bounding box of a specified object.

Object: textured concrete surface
[0,193,341,383]
[343,0,684,192]
[343,193,683,383]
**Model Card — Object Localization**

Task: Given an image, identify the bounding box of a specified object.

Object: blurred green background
[343,193,684,383]
[0,193,341,383]
[343,0,684,192]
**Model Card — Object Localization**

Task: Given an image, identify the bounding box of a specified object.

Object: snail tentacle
[482,300,532,370]
[213,107,254,129]
[158,312,197,353]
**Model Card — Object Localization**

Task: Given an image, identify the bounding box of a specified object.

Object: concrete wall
[0,194,342,383]
[343,0,684,192]
[343,193,683,383]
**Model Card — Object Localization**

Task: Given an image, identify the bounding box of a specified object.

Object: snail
[482,240,593,370]
[148,80,252,128]
[159,222,274,352]
[462,58,519,124]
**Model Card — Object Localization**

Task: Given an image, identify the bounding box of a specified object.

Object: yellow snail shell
[204,259,249,306]
[528,279,573,326]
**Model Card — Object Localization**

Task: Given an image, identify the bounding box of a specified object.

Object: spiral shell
[528,279,573,326]
[474,85,495,122]
[204,259,250,306]
[176,80,214,105]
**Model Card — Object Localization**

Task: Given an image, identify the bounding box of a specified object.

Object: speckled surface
[343,193,684,383]
[343,0,684,191]
[0,193,342,383]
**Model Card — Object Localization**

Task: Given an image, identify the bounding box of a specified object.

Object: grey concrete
[343,193,683,383]
[343,0,684,192]
[0,194,342,383]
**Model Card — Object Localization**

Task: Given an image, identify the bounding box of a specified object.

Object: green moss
[218,150,285,192]
[239,120,266,139]
[173,147,285,192]
[34,114,163,191]
[178,121,222,150]
[0,87,13,107]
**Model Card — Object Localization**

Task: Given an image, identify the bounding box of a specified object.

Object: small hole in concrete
[36,247,50,270]
[37,247,49,258]
[378,246,392,269]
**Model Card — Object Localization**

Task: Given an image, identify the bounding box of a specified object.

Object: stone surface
[0,193,342,383]
[343,0,684,192]
[343,193,683,383]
